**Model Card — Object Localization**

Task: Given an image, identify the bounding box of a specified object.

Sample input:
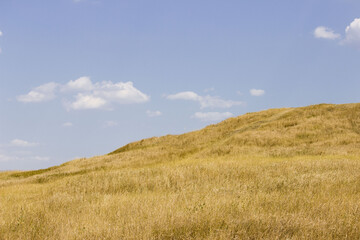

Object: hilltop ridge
[110,103,360,158]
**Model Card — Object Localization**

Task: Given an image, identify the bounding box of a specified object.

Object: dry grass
[1,103,360,239]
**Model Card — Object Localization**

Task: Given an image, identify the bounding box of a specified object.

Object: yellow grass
[1,103,360,239]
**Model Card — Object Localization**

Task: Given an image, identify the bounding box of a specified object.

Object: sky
[1,0,360,170]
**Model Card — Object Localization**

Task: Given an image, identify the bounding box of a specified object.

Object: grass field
[1,103,360,239]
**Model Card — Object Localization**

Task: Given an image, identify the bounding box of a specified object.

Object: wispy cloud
[192,112,233,122]
[0,154,14,162]
[146,110,162,117]
[314,26,340,40]
[250,89,265,96]
[17,77,150,110]
[204,87,215,93]
[0,153,48,162]
[167,91,201,101]
[10,139,39,147]
[31,156,50,161]
[17,82,58,103]
[0,139,47,163]
[167,91,243,109]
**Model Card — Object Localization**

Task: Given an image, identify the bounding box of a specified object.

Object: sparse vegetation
[1,103,360,239]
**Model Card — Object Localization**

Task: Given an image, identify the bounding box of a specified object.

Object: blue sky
[1,0,360,170]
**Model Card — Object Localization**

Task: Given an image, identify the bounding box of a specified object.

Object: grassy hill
[1,103,360,239]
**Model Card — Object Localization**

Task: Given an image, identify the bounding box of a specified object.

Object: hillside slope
[111,103,360,157]
[1,103,360,239]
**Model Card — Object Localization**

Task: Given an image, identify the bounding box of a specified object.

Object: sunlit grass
[1,103,360,239]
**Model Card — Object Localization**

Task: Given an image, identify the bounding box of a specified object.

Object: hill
[1,103,360,239]
[111,103,360,156]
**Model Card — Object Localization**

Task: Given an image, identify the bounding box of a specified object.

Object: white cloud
[17,82,58,103]
[167,91,243,109]
[250,89,265,96]
[66,81,149,110]
[63,122,73,127]
[314,18,360,49]
[18,77,149,110]
[103,120,118,127]
[146,110,162,117]
[68,93,107,110]
[64,76,94,91]
[342,18,360,49]
[167,91,201,101]
[193,112,234,122]
[93,81,149,104]
[10,139,38,147]
[314,26,340,40]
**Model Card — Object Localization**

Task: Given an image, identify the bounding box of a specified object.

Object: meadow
[1,103,360,239]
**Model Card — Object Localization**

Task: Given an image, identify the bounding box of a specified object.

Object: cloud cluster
[166,90,247,122]
[314,18,360,49]
[167,91,243,109]
[193,112,233,122]
[17,77,150,110]
[67,80,149,110]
